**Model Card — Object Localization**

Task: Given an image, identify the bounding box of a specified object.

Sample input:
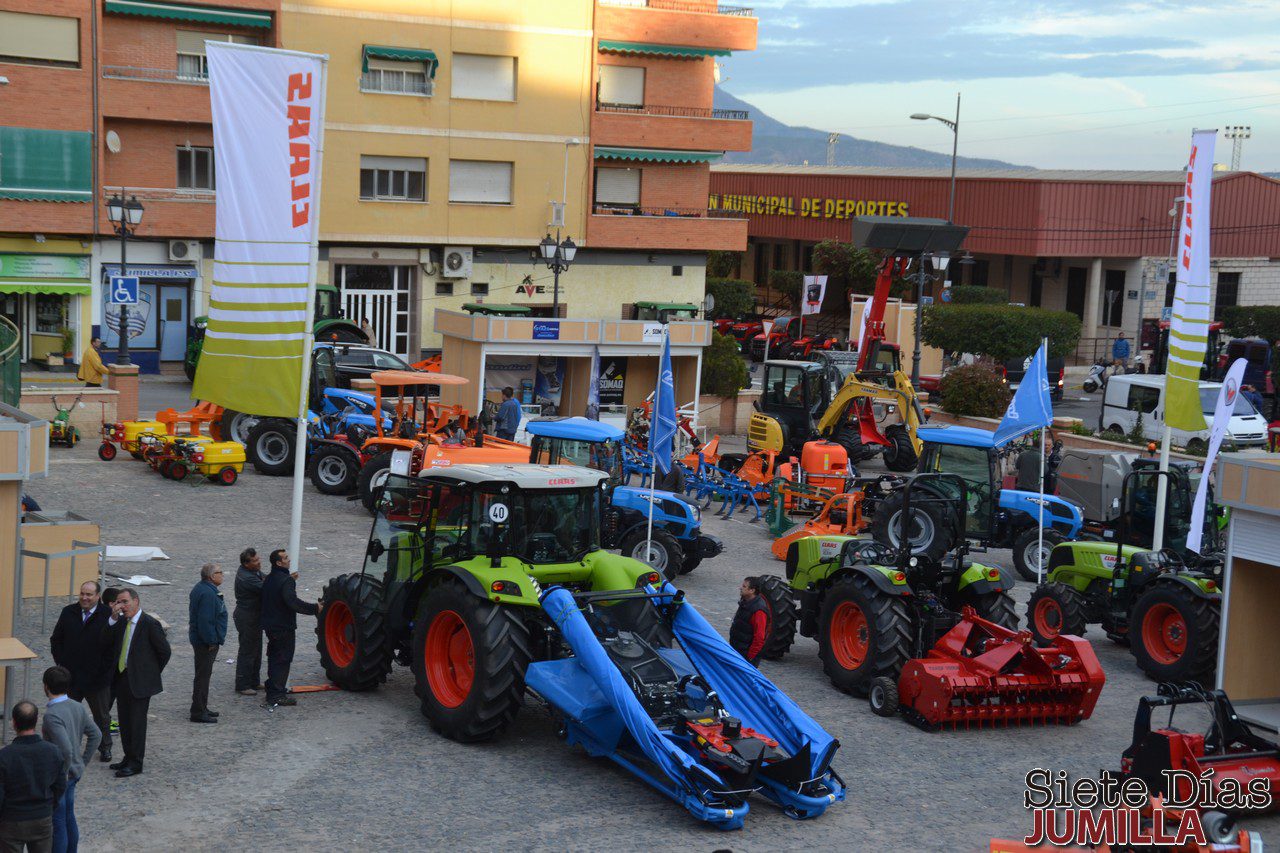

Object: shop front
[0,248,92,368]
[97,263,198,374]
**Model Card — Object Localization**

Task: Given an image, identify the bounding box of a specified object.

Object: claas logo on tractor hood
[547,477,578,486]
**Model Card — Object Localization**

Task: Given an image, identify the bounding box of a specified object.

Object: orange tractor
[353,370,529,512]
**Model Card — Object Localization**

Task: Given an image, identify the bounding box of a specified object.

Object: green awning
[104,0,271,28]
[0,129,91,203]
[363,45,439,77]
[0,282,91,296]
[595,146,722,164]
[462,303,530,316]
[597,40,731,59]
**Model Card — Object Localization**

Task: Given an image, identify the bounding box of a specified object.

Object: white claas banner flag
[192,43,327,417]
[1186,357,1247,554]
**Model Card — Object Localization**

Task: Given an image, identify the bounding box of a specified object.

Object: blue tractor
[868,424,1085,580]
[525,418,722,580]
[246,344,394,476]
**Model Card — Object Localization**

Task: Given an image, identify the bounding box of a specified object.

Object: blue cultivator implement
[527,585,844,829]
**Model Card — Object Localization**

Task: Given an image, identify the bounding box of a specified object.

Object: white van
[1100,374,1268,451]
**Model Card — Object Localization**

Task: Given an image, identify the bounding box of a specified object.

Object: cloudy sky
[720,0,1280,170]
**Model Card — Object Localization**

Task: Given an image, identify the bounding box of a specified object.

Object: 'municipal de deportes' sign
[708,193,910,219]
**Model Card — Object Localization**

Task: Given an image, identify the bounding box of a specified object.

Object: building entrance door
[158,285,188,361]
[335,264,412,356]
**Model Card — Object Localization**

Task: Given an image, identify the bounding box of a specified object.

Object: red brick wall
[587,212,746,252]
[597,56,714,111]
[100,120,217,239]
[636,162,711,210]
[595,5,758,52]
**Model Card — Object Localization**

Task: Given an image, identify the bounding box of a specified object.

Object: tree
[705,278,754,319]
[922,304,1082,362]
[768,270,804,307]
[700,331,750,397]
[706,250,742,279]
[812,241,881,296]
[1221,305,1280,343]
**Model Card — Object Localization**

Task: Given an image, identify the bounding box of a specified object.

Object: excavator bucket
[898,608,1105,730]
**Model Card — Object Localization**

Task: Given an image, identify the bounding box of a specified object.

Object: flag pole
[1037,336,1048,583]
[287,55,328,574]
[1152,424,1172,551]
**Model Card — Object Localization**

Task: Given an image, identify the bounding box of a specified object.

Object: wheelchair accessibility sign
[109,276,140,305]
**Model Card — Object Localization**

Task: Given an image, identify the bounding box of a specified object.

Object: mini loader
[314,464,844,829]
[1027,469,1223,684]
[758,475,1104,729]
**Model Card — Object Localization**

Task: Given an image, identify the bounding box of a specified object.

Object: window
[598,65,644,108]
[435,281,454,296]
[177,146,215,190]
[1127,383,1160,414]
[471,281,488,296]
[970,259,990,287]
[176,31,256,81]
[593,167,640,208]
[448,160,512,204]
[359,155,427,202]
[361,58,433,96]
[451,53,516,101]
[1215,272,1240,321]
[0,11,79,67]
[34,295,65,334]
[1103,269,1125,327]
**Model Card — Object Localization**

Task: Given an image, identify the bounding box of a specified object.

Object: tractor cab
[313,284,370,344]
[916,426,999,536]
[633,302,699,324]
[461,303,532,317]
[1118,462,1196,553]
[526,417,624,487]
[760,360,830,450]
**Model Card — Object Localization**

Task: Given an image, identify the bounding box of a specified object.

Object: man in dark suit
[49,580,114,763]
[103,589,170,778]
[260,549,319,709]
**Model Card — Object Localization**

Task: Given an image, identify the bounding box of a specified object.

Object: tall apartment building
[283,0,755,354]
[1,0,753,370]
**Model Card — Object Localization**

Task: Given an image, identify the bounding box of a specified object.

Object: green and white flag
[1163,130,1216,433]
[192,42,327,417]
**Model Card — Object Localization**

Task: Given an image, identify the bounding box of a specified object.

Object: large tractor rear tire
[1130,583,1219,684]
[316,573,391,691]
[961,589,1019,631]
[818,573,913,695]
[619,527,683,581]
[757,574,797,660]
[308,444,360,495]
[357,450,396,514]
[1012,527,1065,582]
[1026,582,1088,644]
[870,491,953,563]
[247,419,295,476]
[881,425,918,473]
[412,579,531,742]
[831,424,869,464]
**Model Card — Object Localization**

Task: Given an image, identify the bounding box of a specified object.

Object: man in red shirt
[729,577,770,666]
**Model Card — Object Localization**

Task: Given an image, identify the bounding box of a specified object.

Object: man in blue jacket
[188,563,227,724]
[1112,331,1131,370]
[496,386,521,441]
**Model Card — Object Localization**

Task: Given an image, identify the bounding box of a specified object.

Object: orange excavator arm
[855,256,909,374]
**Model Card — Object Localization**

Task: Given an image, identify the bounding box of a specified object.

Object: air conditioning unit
[441,246,473,279]
[168,240,200,262]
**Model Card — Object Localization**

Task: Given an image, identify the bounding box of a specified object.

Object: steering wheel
[848,540,894,565]
[1157,547,1184,568]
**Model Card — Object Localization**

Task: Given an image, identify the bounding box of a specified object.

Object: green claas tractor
[757,475,1018,693]
[1027,469,1223,684]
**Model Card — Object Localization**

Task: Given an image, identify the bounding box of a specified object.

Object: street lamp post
[910,92,961,223]
[105,193,144,365]
[539,234,577,315]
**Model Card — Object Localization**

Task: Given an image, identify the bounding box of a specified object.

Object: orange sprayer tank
[800,440,848,491]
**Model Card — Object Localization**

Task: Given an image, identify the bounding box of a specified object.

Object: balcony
[595,102,752,151]
[596,0,757,52]
[100,66,212,123]
[98,186,215,239]
[587,206,747,251]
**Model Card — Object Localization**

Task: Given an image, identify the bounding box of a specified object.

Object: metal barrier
[0,316,19,406]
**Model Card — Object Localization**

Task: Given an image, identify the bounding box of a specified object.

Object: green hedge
[922,304,1082,362]
[938,363,1011,418]
[701,331,750,397]
[947,285,1006,305]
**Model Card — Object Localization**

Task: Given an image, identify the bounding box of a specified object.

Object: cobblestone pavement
[19,439,1279,852]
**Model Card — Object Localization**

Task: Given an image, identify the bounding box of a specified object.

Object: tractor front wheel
[818,573,913,695]
[756,574,798,660]
[868,676,900,717]
[881,426,918,473]
[357,450,396,514]
[316,573,391,691]
[678,552,702,575]
[248,419,296,476]
[97,442,116,461]
[1026,583,1087,644]
[412,579,531,742]
[619,528,683,581]
[1013,527,1065,582]
[1130,583,1219,683]
[308,445,359,495]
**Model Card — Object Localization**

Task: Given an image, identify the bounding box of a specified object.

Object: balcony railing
[598,0,753,15]
[593,203,744,219]
[102,65,208,85]
[596,102,748,120]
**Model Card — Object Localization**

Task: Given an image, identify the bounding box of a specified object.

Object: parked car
[1100,374,1268,452]
[1003,354,1066,401]
[330,343,415,386]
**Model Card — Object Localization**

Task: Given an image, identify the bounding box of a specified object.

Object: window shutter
[594,168,640,205]
[360,155,427,172]
[598,65,644,106]
[451,54,516,101]
[176,31,256,55]
[0,11,79,64]
[449,160,513,204]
